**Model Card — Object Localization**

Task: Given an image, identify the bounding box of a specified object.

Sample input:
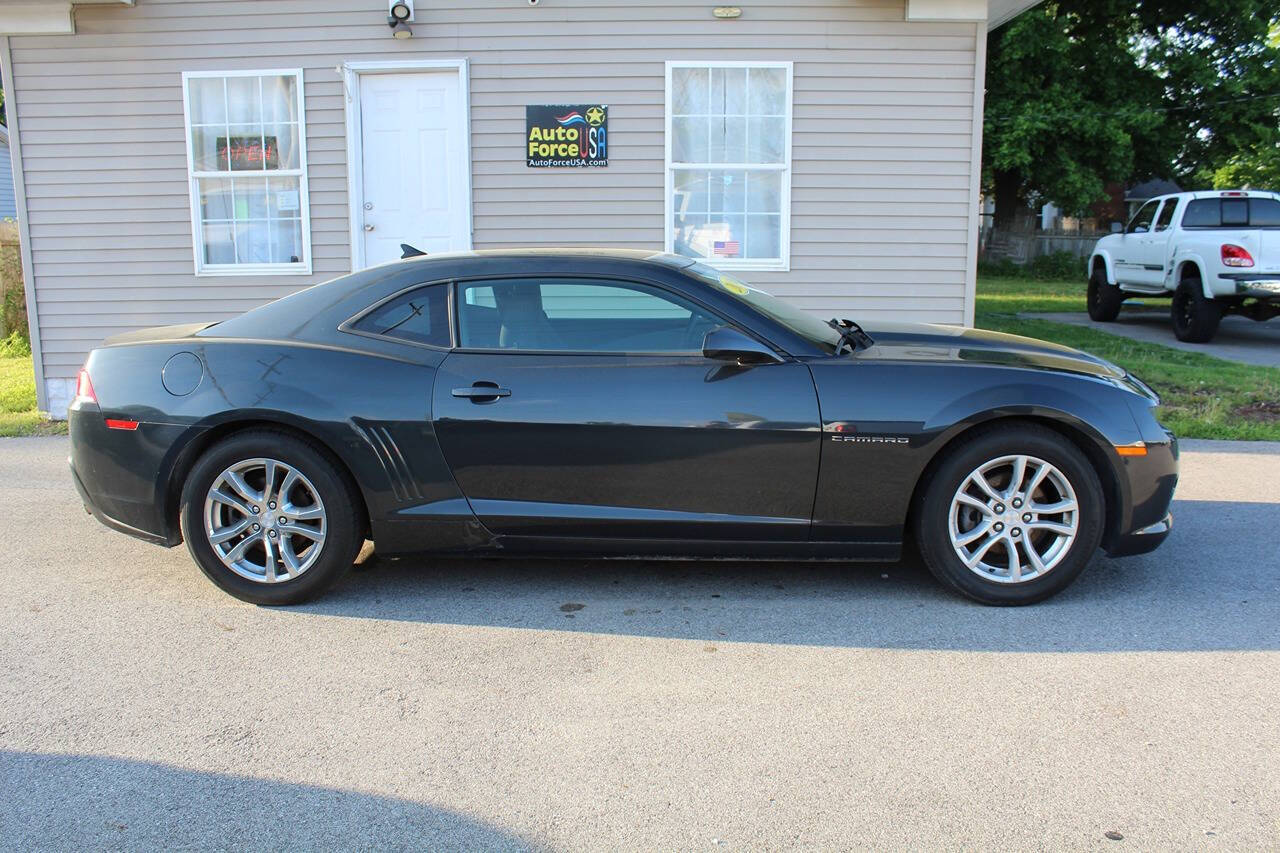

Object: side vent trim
[351,419,422,503]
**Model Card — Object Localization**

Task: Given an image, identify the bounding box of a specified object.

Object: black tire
[1171,276,1222,343]
[179,429,362,605]
[1087,267,1124,322]
[914,423,1105,606]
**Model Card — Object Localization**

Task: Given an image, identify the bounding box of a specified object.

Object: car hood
[854,322,1127,382]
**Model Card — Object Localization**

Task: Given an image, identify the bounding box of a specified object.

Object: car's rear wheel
[1171,276,1222,343]
[1087,267,1124,322]
[179,430,361,605]
[914,424,1104,605]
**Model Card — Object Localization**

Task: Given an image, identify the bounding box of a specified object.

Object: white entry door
[357,70,469,267]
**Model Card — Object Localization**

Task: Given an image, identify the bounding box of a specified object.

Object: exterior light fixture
[388,0,413,38]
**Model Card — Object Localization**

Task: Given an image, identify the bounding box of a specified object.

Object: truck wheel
[1087,268,1124,322]
[1171,276,1222,343]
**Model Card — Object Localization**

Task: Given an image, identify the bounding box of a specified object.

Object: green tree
[984,1,1280,224]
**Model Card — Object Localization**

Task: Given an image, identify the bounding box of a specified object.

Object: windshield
[683,263,843,353]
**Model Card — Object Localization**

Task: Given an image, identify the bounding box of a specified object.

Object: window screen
[352,284,450,347]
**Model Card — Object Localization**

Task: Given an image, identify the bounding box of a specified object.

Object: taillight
[1221,244,1254,267]
[74,368,98,404]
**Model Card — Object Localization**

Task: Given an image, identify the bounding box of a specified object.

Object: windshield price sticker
[526,104,608,167]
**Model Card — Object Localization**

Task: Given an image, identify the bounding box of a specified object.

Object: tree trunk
[992,169,1022,228]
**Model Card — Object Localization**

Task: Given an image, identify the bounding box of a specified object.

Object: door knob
[364,224,375,232]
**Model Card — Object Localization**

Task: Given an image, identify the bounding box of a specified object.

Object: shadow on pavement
[0,750,533,851]
[297,498,1280,654]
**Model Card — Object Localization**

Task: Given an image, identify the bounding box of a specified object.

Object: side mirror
[1110,221,1123,234]
[702,326,783,365]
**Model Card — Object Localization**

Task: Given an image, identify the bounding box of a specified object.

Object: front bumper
[1103,427,1178,558]
[1106,512,1172,557]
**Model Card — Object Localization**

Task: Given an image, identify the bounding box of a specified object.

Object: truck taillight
[1221,244,1254,267]
[74,368,98,404]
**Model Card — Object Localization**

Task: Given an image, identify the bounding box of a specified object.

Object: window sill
[195,264,314,277]
[677,257,790,274]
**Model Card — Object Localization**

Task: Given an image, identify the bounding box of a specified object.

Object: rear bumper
[1219,273,1280,299]
[70,459,177,547]
[68,401,184,547]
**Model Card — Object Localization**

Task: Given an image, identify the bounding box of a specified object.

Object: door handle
[364,224,375,232]
[452,383,511,402]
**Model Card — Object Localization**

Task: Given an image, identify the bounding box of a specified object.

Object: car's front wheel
[179,430,362,605]
[914,424,1104,605]
[1087,268,1124,322]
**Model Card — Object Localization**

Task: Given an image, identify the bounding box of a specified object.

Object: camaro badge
[830,435,910,444]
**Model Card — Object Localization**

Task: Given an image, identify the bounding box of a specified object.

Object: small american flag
[713,240,741,257]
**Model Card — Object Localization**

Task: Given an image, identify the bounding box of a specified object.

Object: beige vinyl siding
[9,0,979,384]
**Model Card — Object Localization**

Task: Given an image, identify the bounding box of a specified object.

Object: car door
[1137,198,1179,286]
[1114,199,1160,286]
[431,276,822,542]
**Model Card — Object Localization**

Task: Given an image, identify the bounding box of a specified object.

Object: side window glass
[1153,199,1177,232]
[456,278,723,353]
[351,284,450,347]
[1182,199,1219,228]
[1127,200,1158,233]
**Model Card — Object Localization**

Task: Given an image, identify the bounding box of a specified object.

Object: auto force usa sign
[526,104,608,167]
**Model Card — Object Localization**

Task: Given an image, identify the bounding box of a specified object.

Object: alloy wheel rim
[203,457,327,584]
[947,454,1079,584]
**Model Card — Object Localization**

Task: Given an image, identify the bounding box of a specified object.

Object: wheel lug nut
[268,530,277,538]
[1022,513,1032,523]
[252,523,260,531]
[1012,528,1022,538]
[1012,498,1022,508]
[994,522,1004,532]
[251,506,260,514]
[995,504,1005,513]
[268,501,277,510]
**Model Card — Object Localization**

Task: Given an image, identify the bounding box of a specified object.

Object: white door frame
[341,58,473,271]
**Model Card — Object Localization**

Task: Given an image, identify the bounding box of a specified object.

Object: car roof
[1149,189,1280,202]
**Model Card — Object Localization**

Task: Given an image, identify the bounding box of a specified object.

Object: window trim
[339,280,456,350]
[664,60,793,273]
[180,68,313,277]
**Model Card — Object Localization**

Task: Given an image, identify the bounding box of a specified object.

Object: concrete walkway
[1027,310,1280,368]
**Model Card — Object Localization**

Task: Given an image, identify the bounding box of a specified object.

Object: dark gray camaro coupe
[69,249,1177,606]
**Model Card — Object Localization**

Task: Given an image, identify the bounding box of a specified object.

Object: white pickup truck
[1087,189,1280,342]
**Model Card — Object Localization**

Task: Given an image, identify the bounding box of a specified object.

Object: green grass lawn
[0,345,67,438]
[975,275,1280,441]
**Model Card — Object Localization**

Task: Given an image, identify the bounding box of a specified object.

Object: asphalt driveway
[2,436,1278,849]
[1029,310,1280,368]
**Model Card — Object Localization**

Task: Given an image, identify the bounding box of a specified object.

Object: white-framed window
[665,60,793,272]
[181,69,312,276]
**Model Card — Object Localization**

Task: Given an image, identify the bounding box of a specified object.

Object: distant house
[1,0,1040,413]
[0,125,16,220]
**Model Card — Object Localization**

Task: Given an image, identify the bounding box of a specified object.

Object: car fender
[917,379,1141,526]
[1170,253,1219,298]
[1088,249,1116,285]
